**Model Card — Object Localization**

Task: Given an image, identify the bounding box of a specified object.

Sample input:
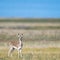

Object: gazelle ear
[20,34,23,37]
[17,33,20,37]
[18,33,21,35]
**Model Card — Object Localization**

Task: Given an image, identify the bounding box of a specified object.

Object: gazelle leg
[18,49,22,58]
[18,50,20,58]
[20,50,23,57]
[8,47,15,57]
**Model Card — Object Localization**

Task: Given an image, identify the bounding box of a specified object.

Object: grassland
[0,47,60,60]
[0,18,60,60]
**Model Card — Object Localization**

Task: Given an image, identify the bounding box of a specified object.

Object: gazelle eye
[18,33,19,35]
[21,33,23,35]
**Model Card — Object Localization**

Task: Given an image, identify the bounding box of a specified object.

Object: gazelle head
[18,33,23,41]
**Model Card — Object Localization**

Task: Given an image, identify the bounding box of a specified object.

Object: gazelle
[8,33,23,58]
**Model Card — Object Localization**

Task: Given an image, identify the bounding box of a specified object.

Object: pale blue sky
[0,0,60,18]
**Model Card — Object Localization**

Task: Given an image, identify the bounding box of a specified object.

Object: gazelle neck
[19,37,23,44]
[19,38,21,42]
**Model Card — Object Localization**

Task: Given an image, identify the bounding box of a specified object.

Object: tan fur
[9,41,20,48]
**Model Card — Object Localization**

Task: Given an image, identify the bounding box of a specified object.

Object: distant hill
[0,18,60,22]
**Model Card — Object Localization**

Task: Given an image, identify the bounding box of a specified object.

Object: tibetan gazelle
[8,33,23,58]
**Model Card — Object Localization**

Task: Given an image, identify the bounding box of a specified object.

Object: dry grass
[0,22,60,30]
[0,47,60,60]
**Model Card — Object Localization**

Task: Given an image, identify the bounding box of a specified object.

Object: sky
[0,0,60,18]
